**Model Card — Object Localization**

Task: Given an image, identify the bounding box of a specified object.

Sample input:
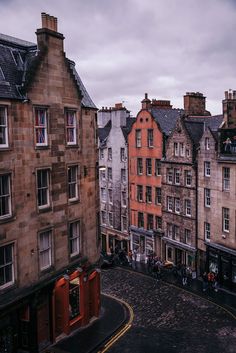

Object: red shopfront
[53,269,100,340]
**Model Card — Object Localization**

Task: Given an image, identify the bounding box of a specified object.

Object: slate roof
[121,117,136,141]
[98,120,112,146]
[184,115,223,146]
[151,108,184,136]
[0,33,96,109]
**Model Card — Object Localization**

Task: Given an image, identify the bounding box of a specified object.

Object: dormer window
[0,66,5,81]
[11,50,23,69]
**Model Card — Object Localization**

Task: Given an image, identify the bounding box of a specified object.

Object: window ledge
[38,206,52,213]
[0,214,16,224]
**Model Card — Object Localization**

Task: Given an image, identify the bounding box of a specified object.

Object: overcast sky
[0,0,235,115]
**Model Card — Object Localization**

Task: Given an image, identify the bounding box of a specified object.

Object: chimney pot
[145,93,148,99]
[225,91,229,99]
[233,91,236,99]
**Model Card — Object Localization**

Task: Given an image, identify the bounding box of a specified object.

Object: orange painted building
[128,94,183,261]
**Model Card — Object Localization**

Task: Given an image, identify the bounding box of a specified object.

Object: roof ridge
[0,33,36,48]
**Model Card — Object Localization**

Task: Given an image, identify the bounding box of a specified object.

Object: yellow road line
[120,267,236,321]
[97,293,134,353]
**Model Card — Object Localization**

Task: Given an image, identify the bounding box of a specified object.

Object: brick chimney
[223,89,236,128]
[184,92,209,116]
[36,13,64,52]
[141,93,151,110]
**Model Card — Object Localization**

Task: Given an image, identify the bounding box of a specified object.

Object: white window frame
[137,158,143,175]
[137,185,143,202]
[180,143,185,157]
[0,106,8,148]
[120,148,125,161]
[37,169,50,209]
[146,158,152,176]
[223,167,230,191]
[204,161,211,177]
[223,207,229,233]
[122,216,127,232]
[0,242,14,289]
[69,221,80,257]
[121,168,126,183]
[146,186,152,203]
[108,189,113,204]
[185,229,191,245]
[205,137,210,150]
[174,142,179,156]
[147,129,154,148]
[65,110,77,145]
[0,174,12,218]
[204,222,210,241]
[175,198,180,214]
[101,187,106,202]
[185,199,191,217]
[185,170,192,187]
[155,187,161,205]
[167,223,173,238]
[173,225,180,241]
[108,167,112,181]
[136,129,141,147]
[167,169,173,184]
[167,196,173,212]
[155,159,161,176]
[174,169,180,185]
[100,149,104,160]
[204,188,211,207]
[35,108,48,146]
[39,230,52,271]
[68,165,79,201]
[100,169,106,181]
[101,211,106,225]
[108,212,113,227]
[108,148,112,161]
[121,191,127,207]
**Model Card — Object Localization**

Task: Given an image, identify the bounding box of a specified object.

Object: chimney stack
[141,93,151,110]
[223,89,236,128]
[36,13,64,52]
[184,92,210,116]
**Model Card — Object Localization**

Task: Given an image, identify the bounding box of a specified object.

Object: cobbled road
[101,268,236,353]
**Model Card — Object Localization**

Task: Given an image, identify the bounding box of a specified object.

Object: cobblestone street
[101,268,236,353]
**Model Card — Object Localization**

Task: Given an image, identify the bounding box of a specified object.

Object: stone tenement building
[128,94,183,261]
[98,104,134,253]
[0,13,100,352]
[198,90,236,291]
[161,92,222,271]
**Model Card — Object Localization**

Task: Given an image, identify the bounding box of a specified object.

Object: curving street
[101,268,236,353]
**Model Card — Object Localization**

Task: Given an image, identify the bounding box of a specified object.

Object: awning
[206,242,236,257]
[162,236,197,253]
[129,225,154,238]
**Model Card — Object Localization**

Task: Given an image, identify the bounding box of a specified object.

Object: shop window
[69,277,80,320]
[209,252,218,273]
[167,247,173,261]
[232,261,236,284]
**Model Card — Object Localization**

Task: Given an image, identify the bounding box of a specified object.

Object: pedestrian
[207,271,215,290]
[202,271,208,292]
[213,271,219,292]
[128,250,133,266]
[147,255,153,274]
[133,249,137,268]
[186,266,192,286]
[181,265,187,286]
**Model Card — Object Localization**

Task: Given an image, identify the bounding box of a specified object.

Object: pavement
[48,262,236,353]
[47,294,129,353]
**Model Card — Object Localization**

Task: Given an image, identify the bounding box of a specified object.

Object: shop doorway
[37,296,50,351]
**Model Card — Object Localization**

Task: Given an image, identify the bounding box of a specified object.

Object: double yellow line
[98,294,134,353]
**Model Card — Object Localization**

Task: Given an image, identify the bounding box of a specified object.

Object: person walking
[208,271,215,290]
[128,250,133,267]
[213,271,219,292]
[181,265,187,286]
